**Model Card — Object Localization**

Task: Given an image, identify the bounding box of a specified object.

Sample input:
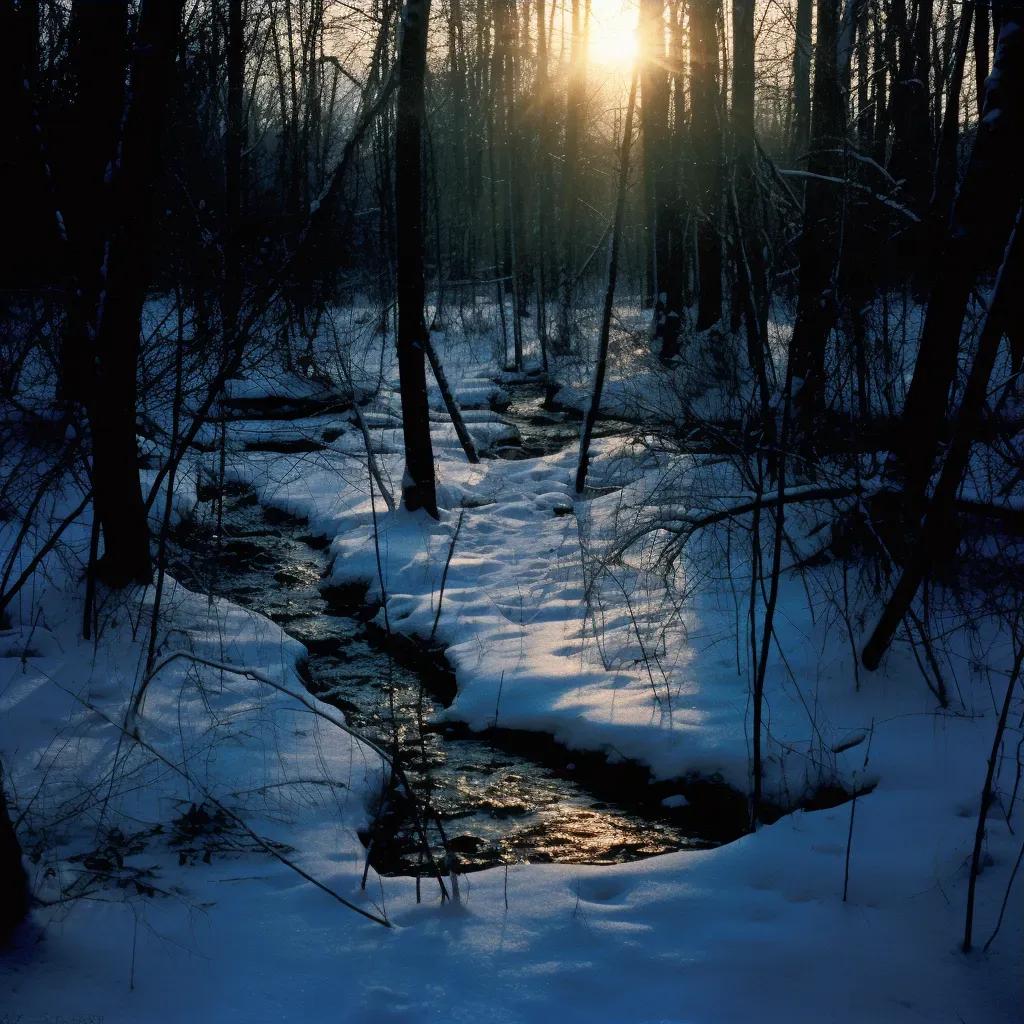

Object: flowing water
[170,379,746,876]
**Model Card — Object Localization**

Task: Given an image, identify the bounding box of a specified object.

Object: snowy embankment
[1,328,1020,1021]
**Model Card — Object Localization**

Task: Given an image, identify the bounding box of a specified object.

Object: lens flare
[588,0,639,68]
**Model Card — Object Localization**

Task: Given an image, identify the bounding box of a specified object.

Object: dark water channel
[170,379,746,876]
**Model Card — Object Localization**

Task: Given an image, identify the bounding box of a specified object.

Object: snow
[1,315,1020,1022]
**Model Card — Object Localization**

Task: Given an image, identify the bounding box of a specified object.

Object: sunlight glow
[588,0,639,69]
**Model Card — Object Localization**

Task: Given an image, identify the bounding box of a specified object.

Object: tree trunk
[872,0,891,166]
[791,0,813,162]
[395,0,438,517]
[837,0,868,95]
[863,201,1024,670]
[690,0,723,331]
[558,0,589,353]
[62,0,129,401]
[732,0,769,397]
[888,0,934,214]
[224,0,244,332]
[0,757,29,941]
[856,0,874,152]
[640,0,659,310]
[931,3,975,230]
[535,0,555,370]
[576,73,638,494]
[788,0,846,450]
[448,0,470,281]
[642,0,684,358]
[1,0,50,293]
[424,335,480,465]
[87,0,184,585]
[897,10,1024,519]
[498,0,524,369]
[974,0,990,120]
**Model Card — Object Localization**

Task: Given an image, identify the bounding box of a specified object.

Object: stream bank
[170,376,750,875]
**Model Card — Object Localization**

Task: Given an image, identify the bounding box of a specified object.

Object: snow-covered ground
[1,318,1020,1022]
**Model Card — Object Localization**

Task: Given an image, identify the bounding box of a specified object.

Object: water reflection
[170,404,737,875]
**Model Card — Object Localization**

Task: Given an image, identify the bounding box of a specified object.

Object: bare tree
[576,72,639,494]
[690,0,723,331]
[791,0,813,163]
[395,0,438,517]
[788,0,846,450]
[76,0,186,584]
[897,9,1024,521]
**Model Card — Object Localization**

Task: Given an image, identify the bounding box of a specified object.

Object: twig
[430,510,464,641]
[0,491,93,619]
[843,717,875,902]
[964,640,1024,952]
[492,671,505,729]
[333,321,396,512]
[983,836,1024,952]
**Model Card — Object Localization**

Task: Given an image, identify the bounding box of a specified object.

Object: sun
[588,0,639,68]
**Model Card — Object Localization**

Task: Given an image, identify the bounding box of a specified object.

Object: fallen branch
[776,168,921,221]
[423,336,479,464]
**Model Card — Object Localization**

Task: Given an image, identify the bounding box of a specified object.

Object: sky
[589,0,641,68]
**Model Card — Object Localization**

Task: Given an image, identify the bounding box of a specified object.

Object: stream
[170,378,746,876]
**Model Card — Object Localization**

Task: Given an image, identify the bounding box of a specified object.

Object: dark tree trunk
[535,0,555,370]
[558,0,589,353]
[690,0,723,331]
[837,0,868,97]
[497,0,524,369]
[1,0,55,292]
[576,73,638,494]
[856,1,874,152]
[788,0,846,449]
[224,0,244,332]
[395,0,438,518]
[898,9,1024,519]
[872,0,891,166]
[732,0,769,392]
[448,0,470,281]
[640,0,665,311]
[931,3,975,230]
[642,0,683,358]
[864,202,1024,670]
[640,0,660,310]
[791,0,813,163]
[888,0,934,214]
[62,0,130,399]
[975,0,990,119]
[0,758,29,942]
[86,0,184,585]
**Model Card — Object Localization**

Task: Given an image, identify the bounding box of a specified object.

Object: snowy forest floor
[1,311,1021,1022]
